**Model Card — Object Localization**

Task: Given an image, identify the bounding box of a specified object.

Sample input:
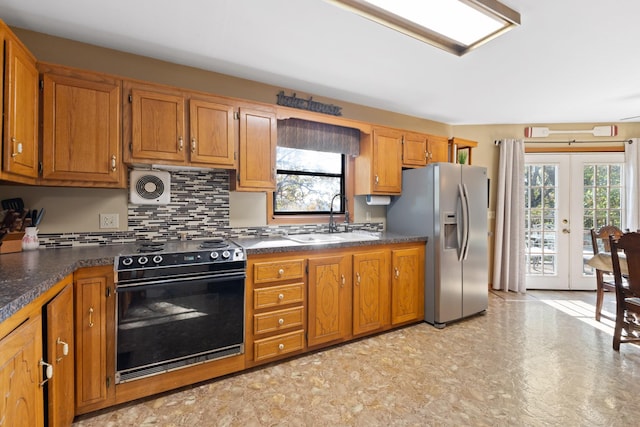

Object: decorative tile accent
[37,170,383,248]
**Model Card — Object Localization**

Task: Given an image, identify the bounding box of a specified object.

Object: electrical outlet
[99,213,119,229]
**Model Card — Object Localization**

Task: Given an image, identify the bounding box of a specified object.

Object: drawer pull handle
[278,343,285,351]
[88,307,95,327]
[39,360,53,387]
[278,318,284,326]
[278,293,284,301]
[278,268,284,277]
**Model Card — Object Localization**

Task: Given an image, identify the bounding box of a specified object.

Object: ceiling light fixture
[327,0,520,56]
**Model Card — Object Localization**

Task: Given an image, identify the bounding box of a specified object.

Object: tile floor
[73,290,640,427]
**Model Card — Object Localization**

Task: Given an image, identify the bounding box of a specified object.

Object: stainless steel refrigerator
[387,163,488,328]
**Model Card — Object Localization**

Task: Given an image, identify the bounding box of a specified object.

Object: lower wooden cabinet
[307,254,352,347]
[391,246,425,325]
[0,314,44,427]
[0,275,75,427]
[246,241,426,366]
[46,278,75,427]
[74,265,116,415]
[352,250,391,336]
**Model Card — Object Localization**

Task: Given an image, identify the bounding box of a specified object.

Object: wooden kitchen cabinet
[352,249,391,335]
[402,132,429,167]
[0,314,44,427]
[45,279,75,427]
[391,245,425,325]
[247,257,306,365]
[307,253,352,347]
[0,21,39,184]
[40,63,124,187]
[355,127,403,195]
[230,106,277,191]
[123,80,237,169]
[449,137,478,165]
[428,134,450,163]
[74,265,116,415]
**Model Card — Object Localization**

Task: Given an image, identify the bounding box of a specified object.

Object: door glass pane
[582,163,624,274]
[524,163,558,276]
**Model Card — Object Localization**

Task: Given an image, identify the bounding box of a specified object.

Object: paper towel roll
[366,195,391,206]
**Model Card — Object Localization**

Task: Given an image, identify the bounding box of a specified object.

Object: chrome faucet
[329,193,342,233]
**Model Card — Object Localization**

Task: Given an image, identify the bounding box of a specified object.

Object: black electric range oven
[114,239,246,383]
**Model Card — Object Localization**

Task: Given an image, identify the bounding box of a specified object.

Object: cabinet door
[41,70,123,186]
[127,85,186,163]
[2,34,38,181]
[307,254,351,346]
[428,135,450,163]
[391,246,425,325]
[189,98,235,168]
[0,315,44,427]
[352,250,390,335]
[74,267,115,414]
[236,107,276,190]
[403,132,428,167]
[46,283,75,427]
[372,128,402,193]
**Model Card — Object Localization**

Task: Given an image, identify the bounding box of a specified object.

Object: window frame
[267,155,355,225]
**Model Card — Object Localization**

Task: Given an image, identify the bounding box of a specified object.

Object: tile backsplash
[37,170,382,248]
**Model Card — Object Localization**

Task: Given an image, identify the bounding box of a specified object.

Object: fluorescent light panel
[328,0,520,55]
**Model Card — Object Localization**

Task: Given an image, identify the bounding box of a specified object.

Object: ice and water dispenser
[443,212,458,250]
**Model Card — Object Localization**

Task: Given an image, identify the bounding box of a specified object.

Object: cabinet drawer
[254,306,304,335]
[253,259,305,284]
[253,330,305,362]
[254,283,304,309]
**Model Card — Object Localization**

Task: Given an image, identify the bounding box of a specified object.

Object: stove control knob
[222,250,231,259]
[210,251,219,260]
[152,255,163,264]
[122,257,134,266]
[138,256,149,265]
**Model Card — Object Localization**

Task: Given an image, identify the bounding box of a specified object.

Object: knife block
[0,232,24,254]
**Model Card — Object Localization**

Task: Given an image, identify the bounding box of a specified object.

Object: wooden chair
[609,232,640,350]
[590,226,623,321]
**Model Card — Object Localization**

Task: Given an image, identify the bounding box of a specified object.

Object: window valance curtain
[277,118,360,156]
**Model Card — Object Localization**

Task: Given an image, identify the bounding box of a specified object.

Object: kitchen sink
[285,231,380,244]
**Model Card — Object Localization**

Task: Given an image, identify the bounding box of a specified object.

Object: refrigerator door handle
[456,184,465,261]
[459,183,471,261]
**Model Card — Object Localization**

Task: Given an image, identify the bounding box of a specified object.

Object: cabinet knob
[278,318,284,326]
[278,268,284,277]
[278,343,285,351]
[278,293,285,301]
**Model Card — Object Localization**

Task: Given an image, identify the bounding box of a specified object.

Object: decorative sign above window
[276,91,342,116]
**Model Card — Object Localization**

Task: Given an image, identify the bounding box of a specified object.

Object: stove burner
[199,239,226,249]
[138,242,165,253]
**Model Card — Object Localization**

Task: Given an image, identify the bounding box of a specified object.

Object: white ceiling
[1,0,639,125]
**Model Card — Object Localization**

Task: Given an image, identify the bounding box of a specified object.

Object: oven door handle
[116,271,245,290]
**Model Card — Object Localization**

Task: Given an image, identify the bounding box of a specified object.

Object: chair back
[591,225,623,254]
[610,232,640,296]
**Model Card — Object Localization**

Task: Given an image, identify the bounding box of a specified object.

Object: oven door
[115,271,245,383]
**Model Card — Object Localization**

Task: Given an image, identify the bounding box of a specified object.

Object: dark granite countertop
[0,232,426,324]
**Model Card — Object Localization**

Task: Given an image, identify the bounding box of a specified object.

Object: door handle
[562,229,570,234]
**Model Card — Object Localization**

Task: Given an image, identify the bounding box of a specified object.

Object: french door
[524,153,624,290]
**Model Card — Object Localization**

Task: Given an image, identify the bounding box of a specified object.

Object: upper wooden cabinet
[0,23,39,184]
[428,134,450,163]
[40,63,124,187]
[355,127,403,195]
[123,81,237,169]
[402,132,429,167]
[230,106,277,191]
[449,137,478,165]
